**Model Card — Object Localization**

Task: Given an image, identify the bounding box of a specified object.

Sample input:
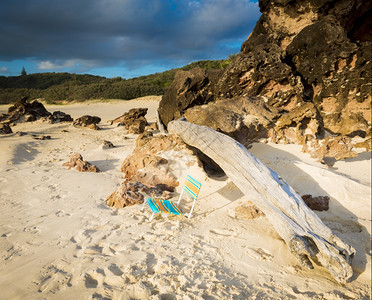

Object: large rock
[232,202,265,220]
[217,43,304,110]
[301,194,330,211]
[73,115,101,130]
[3,97,51,123]
[270,102,323,145]
[63,153,101,172]
[110,108,148,124]
[106,180,174,209]
[238,0,371,139]
[121,133,189,188]
[157,0,371,161]
[107,132,204,209]
[304,136,358,161]
[0,123,12,134]
[184,97,278,147]
[110,108,149,134]
[0,97,73,126]
[158,68,215,127]
[51,111,73,123]
[286,15,371,137]
[106,180,145,208]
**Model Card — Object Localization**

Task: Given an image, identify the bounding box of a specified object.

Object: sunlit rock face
[158,0,371,160]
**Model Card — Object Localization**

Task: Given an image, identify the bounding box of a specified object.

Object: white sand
[0,98,370,299]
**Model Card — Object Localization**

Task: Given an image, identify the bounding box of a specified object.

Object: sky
[0,0,260,79]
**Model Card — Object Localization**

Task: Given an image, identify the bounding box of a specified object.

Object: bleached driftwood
[168,119,355,284]
[156,110,167,134]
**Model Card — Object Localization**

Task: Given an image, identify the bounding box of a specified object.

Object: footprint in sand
[84,267,109,289]
[103,264,126,288]
[108,264,124,276]
[36,264,72,293]
[146,253,157,275]
[246,247,273,261]
[2,241,26,261]
[23,225,41,234]
[55,210,70,217]
[209,228,237,237]
[84,273,99,288]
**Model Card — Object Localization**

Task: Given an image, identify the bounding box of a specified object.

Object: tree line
[0,58,235,104]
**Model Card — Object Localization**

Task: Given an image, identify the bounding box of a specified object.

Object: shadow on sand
[201,143,370,281]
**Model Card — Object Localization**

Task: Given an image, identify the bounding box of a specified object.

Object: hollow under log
[168,119,355,284]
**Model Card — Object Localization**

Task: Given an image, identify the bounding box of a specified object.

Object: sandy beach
[0,97,370,299]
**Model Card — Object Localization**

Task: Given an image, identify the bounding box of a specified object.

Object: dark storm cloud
[0,0,260,71]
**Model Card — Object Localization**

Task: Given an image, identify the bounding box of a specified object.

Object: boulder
[217,43,304,110]
[286,15,371,137]
[120,133,189,188]
[73,115,101,130]
[50,111,73,123]
[110,108,149,134]
[158,68,215,127]
[63,153,100,172]
[0,123,12,134]
[270,102,323,145]
[110,108,148,124]
[0,97,73,126]
[145,122,158,132]
[305,136,358,161]
[3,97,51,124]
[127,119,147,134]
[106,180,174,209]
[101,140,115,149]
[232,201,265,220]
[0,113,7,122]
[184,97,278,147]
[157,0,371,161]
[107,133,199,209]
[134,132,190,155]
[237,0,371,139]
[301,194,330,211]
[106,181,145,208]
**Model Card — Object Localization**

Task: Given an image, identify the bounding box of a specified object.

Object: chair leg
[176,189,184,206]
[141,198,148,211]
[149,212,155,221]
[187,200,197,219]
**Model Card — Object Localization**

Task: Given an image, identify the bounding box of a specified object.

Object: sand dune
[0,98,370,299]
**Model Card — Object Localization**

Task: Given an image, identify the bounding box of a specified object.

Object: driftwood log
[168,119,355,284]
[156,110,166,134]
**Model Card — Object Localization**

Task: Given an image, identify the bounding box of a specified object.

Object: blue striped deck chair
[141,175,202,221]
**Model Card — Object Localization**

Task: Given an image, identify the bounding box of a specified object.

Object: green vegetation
[0,58,234,104]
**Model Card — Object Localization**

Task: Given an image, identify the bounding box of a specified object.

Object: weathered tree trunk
[168,119,355,284]
[156,110,166,134]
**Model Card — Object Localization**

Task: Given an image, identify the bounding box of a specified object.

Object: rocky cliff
[158,0,371,161]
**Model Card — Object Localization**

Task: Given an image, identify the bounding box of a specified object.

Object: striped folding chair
[141,175,202,221]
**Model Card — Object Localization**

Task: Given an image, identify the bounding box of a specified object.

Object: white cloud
[38,59,101,72]
[38,60,76,70]
[0,66,10,73]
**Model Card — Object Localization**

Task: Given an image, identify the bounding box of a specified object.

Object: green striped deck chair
[141,175,202,221]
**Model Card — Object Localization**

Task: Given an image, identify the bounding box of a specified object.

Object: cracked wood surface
[168,119,355,284]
